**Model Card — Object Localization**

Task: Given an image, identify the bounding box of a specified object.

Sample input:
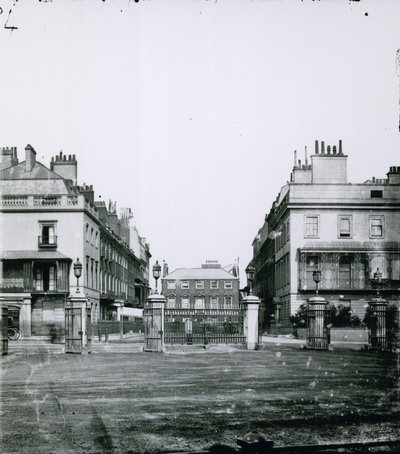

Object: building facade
[250,140,400,331]
[161,261,240,310]
[0,145,150,336]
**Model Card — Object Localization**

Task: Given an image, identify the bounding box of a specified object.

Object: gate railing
[164,308,245,345]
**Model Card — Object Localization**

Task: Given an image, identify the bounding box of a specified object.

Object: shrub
[291,302,361,328]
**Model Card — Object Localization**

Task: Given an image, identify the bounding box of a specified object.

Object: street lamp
[73,258,82,294]
[312,268,321,295]
[152,260,161,294]
[246,265,255,295]
[372,267,383,297]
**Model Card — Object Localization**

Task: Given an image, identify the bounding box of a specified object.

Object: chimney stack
[25,144,36,172]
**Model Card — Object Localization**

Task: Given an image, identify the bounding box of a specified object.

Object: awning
[299,241,400,253]
[0,250,71,260]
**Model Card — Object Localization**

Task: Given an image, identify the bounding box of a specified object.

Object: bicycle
[7,327,20,341]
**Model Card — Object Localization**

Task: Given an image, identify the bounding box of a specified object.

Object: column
[65,294,91,354]
[19,297,32,337]
[242,294,261,350]
[144,293,166,352]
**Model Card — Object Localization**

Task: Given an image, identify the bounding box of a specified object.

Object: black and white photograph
[0,0,399,453]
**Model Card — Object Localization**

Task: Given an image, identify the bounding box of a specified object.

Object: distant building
[161,261,240,309]
[0,145,150,336]
[249,140,400,332]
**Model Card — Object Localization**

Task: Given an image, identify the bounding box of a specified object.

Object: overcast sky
[1,0,400,283]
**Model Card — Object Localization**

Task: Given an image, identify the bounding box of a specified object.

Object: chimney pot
[339,140,343,155]
[327,145,331,154]
[315,140,319,154]
[333,145,337,154]
[321,141,325,154]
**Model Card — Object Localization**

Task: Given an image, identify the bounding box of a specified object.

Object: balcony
[38,235,58,248]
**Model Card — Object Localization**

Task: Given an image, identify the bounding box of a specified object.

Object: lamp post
[242,264,261,350]
[73,258,82,294]
[312,268,321,295]
[246,265,255,296]
[152,260,161,294]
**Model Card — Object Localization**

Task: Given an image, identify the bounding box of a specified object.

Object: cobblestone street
[1,345,399,453]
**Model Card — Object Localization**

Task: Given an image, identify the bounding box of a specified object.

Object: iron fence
[164,308,245,345]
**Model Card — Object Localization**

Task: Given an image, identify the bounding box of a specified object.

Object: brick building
[249,140,400,332]
[161,261,240,310]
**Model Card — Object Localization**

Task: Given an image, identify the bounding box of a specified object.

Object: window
[181,297,189,309]
[167,296,176,309]
[305,255,319,290]
[86,223,89,242]
[39,222,57,247]
[370,190,383,198]
[194,297,205,309]
[91,227,94,244]
[338,216,352,238]
[181,281,189,290]
[210,281,218,289]
[370,216,384,238]
[167,281,176,290]
[210,296,219,309]
[196,281,204,289]
[305,216,319,238]
[95,231,99,248]
[224,296,233,309]
[339,256,351,289]
[224,281,233,289]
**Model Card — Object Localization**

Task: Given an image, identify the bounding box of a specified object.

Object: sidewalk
[261,334,305,345]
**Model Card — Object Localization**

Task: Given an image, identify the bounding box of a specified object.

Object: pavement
[3,333,372,357]
[1,339,399,454]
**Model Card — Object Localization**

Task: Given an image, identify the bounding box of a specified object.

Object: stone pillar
[144,293,166,352]
[242,295,261,350]
[19,297,32,338]
[307,296,328,350]
[116,301,124,340]
[369,297,388,350]
[65,294,91,354]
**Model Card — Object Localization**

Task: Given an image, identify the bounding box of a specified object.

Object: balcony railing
[0,194,97,215]
[38,236,58,248]
[0,277,25,290]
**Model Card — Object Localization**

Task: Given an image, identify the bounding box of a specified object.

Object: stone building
[161,261,240,309]
[0,145,150,336]
[249,140,400,332]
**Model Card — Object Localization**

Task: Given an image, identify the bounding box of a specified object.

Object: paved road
[1,345,399,453]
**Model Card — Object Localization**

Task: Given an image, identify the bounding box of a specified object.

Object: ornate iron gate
[164,308,245,345]
[307,300,328,350]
